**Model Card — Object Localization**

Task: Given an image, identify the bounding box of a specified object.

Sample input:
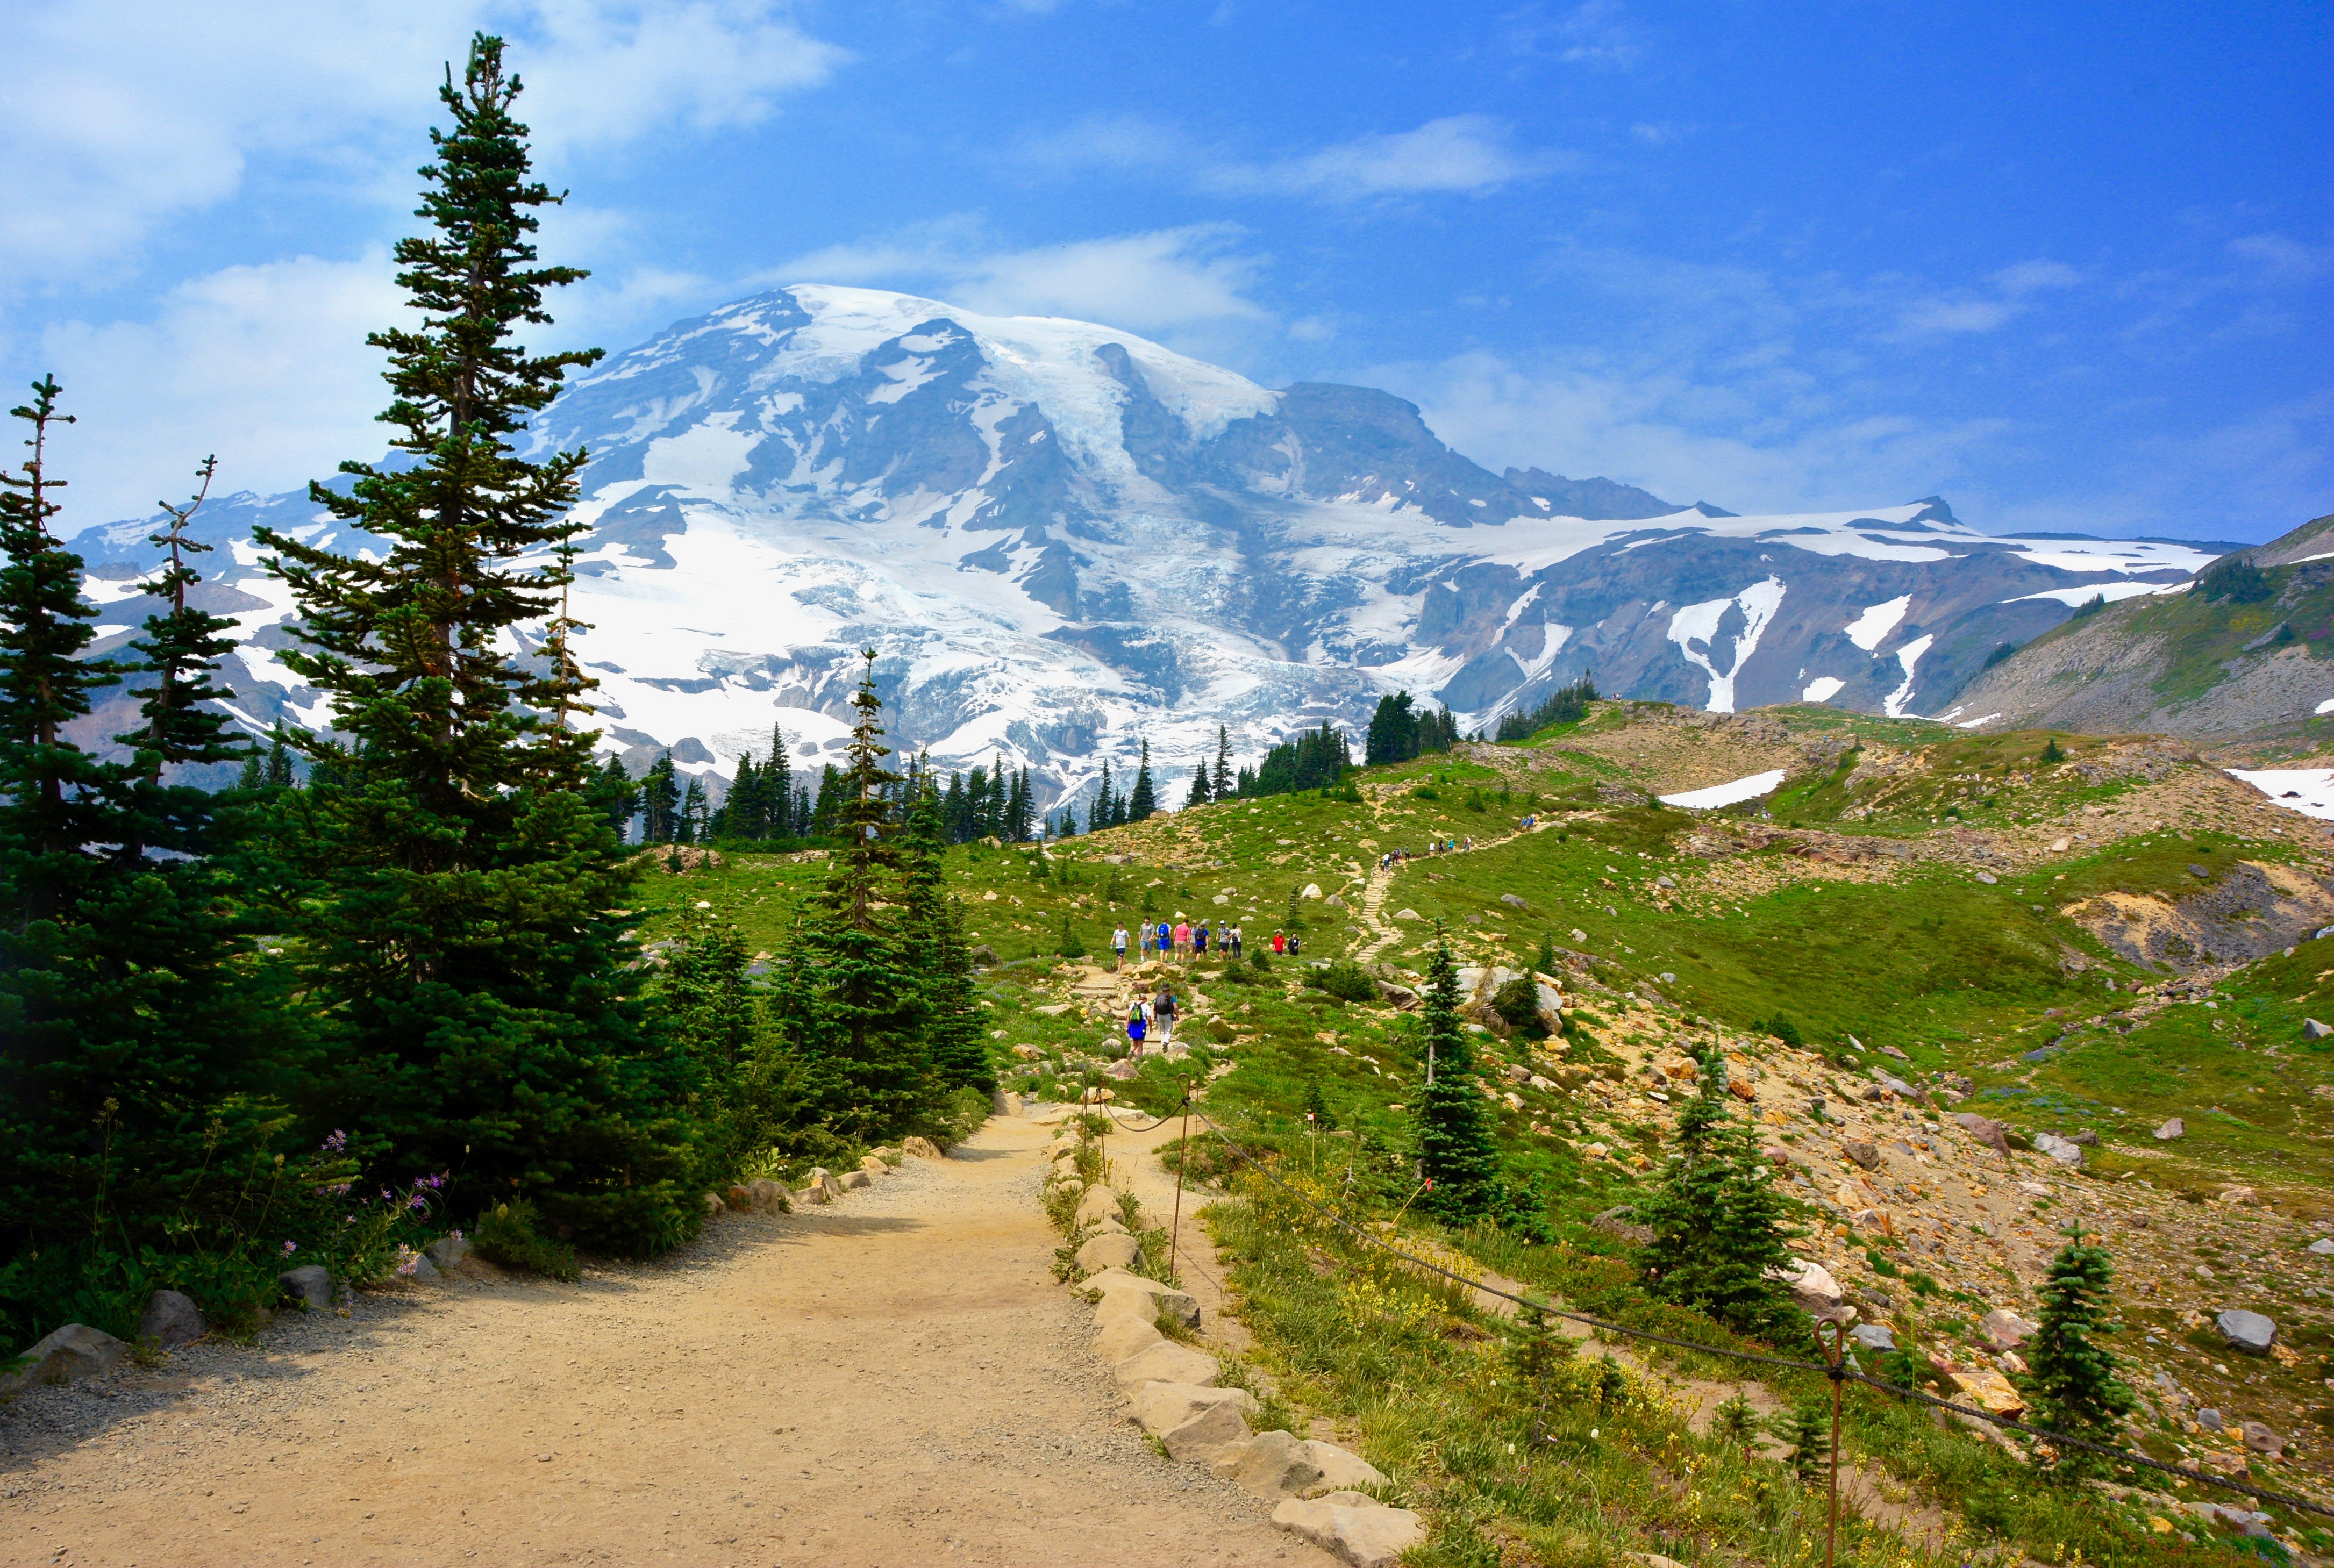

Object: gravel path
[0,1116,1330,1567]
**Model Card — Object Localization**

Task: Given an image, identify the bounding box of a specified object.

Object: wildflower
[322,1129,348,1154]
[394,1244,422,1278]
[281,1240,298,1256]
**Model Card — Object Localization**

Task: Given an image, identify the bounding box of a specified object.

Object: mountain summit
[72,284,2227,810]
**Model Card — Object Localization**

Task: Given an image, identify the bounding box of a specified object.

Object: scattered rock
[1955,1112,2010,1156]
[859,1155,889,1175]
[1852,1323,1897,1352]
[1075,1233,1143,1273]
[2196,1450,2250,1477]
[138,1290,205,1349]
[1393,908,1420,921]
[426,1234,473,1268]
[1218,1428,1324,1497]
[1499,893,1529,910]
[2071,1129,2098,1146]
[1162,1396,1256,1464]
[2307,1018,2333,1040]
[2154,1118,2185,1141]
[2308,1237,2334,1255]
[1947,1367,2026,1417]
[279,1265,332,1312]
[0,1324,129,1395]
[2221,1185,2258,1206]
[1843,1139,1881,1170]
[1271,1494,1425,1568]
[1074,1185,1122,1227]
[968,944,1000,967]
[1591,1206,1652,1245]
[2199,1407,2224,1431]
[1130,1380,1258,1438]
[2242,1421,2285,1456]
[2032,1132,2085,1167]
[1980,1310,2037,1352]
[2216,1309,2276,1355]
[1094,1312,1165,1365]
[903,1135,944,1159]
[1769,1258,1844,1314]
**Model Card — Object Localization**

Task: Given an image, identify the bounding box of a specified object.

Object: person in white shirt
[1112,925,1129,970]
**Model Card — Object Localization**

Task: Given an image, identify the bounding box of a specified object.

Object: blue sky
[4,1,2325,542]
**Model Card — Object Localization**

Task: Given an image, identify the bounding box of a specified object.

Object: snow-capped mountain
[68,284,2230,811]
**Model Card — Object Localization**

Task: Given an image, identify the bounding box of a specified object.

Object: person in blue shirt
[1155,919,1172,960]
[1194,922,1209,958]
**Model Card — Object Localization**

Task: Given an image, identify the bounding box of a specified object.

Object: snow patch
[1882,634,1935,718]
[1666,575,1785,714]
[1801,676,1845,703]
[1844,595,1911,651]
[642,413,761,497]
[2003,580,2188,607]
[2227,768,2334,820]
[2317,699,2334,716]
[1660,769,1787,810]
[1955,712,2002,729]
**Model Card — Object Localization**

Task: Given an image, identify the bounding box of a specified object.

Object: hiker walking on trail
[1173,919,1191,960]
[1271,929,1286,955]
[1193,921,1209,958]
[1287,932,1301,958]
[1155,918,1172,963]
[1152,987,1177,1044]
[1112,923,1129,969]
[1227,922,1243,959]
[1127,999,1147,1048]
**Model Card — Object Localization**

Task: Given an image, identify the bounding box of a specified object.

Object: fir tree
[1186,760,1212,808]
[1637,1045,1795,1334]
[722,753,761,839]
[2021,1223,2136,1478]
[791,652,930,1139]
[117,456,247,825]
[1127,741,1157,821]
[1413,935,1498,1218]
[677,776,706,843]
[1366,691,1419,765]
[263,732,294,788]
[1211,725,1233,799]
[640,752,680,842]
[1302,1077,1334,1129]
[901,783,990,1094]
[809,763,843,838]
[582,755,637,841]
[1776,1398,1828,1483]
[765,725,792,836]
[247,38,700,1255]
[1093,760,1116,831]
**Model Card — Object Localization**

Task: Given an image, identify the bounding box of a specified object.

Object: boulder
[2217,1309,2276,1355]
[1074,1185,1122,1227]
[1980,1310,2036,1351]
[1768,1258,1844,1314]
[1114,1340,1220,1391]
[1164,1396,1256,1463]
[837,1169,871,1191]
[1955,1112,2010,1156]
[2199,1407,2224,1431]
[138,1289,206,1349]
[2307,1018,2333,1040]
[2242,1422,2285,1456]
[1096,1314,1167,1364]
[902,1135,943,1158]
[795,1182,831,1206]
[1218,1428,1324,1496]
[1271,1495,1426,1568]
[1075,1233,1143,1273]
[1301,1441,1387,1495]
[2221,1185,2258,1206]
[746,1179,788,1214]
[1851,1323,1897,1352]
[860,1155,889,1176]
[279,1264,332,1312]
[1088,1213,1130,1237]
[2154,1118,2185,1141]
[993,1090,1024,1117]
[0,1324,128,1395]
[1374,980,1419,1009]
[1129,1379,1258,1437]
[817,1172,847,1201]
[1843,1140,1881,1170]
[426,1234,473,1268]
[1500,893,1529,910]
[1086,1268,1201,1328]
[402,1251,444,1285]
[1947,1368,2025,1417]
[2309,1237,2334,1255]
[2032,1132,2085,1168]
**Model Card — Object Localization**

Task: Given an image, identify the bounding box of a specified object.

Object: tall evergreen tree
[1638,1044,1795,1333]
[1413,935,1498,1218]
[677,776,706,843]
[248,38,701,1255]
[1185,759,1212,808]
[583,754,637,841]
[901,783,990,1094]
[2021,1225,2136,1478]
[809,763,843,837]
[1366,691,1419,765]
[640,752,679,842]
[1093,760,1116,832]
[263,732,295,788]
[1127,740,1158,821]
[765,725,792,836]
[789,653,929,1139]
[1211,725,1233,799]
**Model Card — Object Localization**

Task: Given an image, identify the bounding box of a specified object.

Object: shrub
[1311,959,1377,1004]
[472,1201,581,1281]
[1491,975,1549,1037]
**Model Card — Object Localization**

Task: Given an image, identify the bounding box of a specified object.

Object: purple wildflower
[280,1240,298,1256]
[322,1129,347,1154]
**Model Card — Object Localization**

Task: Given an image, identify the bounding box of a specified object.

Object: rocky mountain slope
[68,284,2233,812]
[1952,514,2334,748]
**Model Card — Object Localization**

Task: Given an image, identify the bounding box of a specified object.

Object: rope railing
[1178,1103,2333,1525]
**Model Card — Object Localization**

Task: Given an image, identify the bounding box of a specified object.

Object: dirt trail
[0,1118,1333,1568]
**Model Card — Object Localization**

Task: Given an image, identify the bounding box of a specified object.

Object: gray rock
[1300,1440,1386,1495]
[1955,1112,2010,1155]
[1093,1312,1165,1365]
[1852,1323,1897,1352]
[859,1154,889,1175]
[402,1251,444,1285]
[2308,1237,2334,1255]
[1843,1139,1881,1170]
[1272,1494,1425,1568]
[138,1289,206,1348]
[1,1323,129,1395]
[1087,1269,1201,1329]
[279,1264,332,1312]
[1162,1397,1255,1463]
[1129,1379,1258,1438]
[2071,1129,2098,1146]
[837,1168,870,1191]
[1980,1309,2037,1351]
[1218,1428,1325,1497]
[1114,1340,1220,1392]
[2198,1407,2224,1432]
[2307,1018,2333,1040]
[2155,1118,2186,1141]
[425,1234,472,1268]
[1499,893,1529,910]
[2032,1131,2085,1167]
[1075,1233,1143,1273]
[2216,1309,2276,1355]
[2242,1421,2285,1455]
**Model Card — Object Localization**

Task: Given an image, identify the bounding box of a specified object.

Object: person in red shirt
[1172,920,1191,960]
[1271,930,1286,955]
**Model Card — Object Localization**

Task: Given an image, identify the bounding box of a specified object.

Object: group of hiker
[1108,918,1306,968]
[1376,836,1476,869]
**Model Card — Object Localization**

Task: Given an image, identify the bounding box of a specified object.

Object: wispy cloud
[1499,0,1647,68]
[1018,114,1571,202]
[1885,257,2082,341]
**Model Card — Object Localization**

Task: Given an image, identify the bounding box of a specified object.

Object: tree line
[0,37,993,1359]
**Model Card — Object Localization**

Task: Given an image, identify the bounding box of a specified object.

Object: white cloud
[1888,257,2081,340]
[1995,259,2083,295]
[39,254,401,530]
[1018,114,1569,202]
[0,1,845,278]
[1380,349,2007,517]
[773,220,1275,337]
[1893,298,2018,337]
[1500,1,1647,68]
[1203,116,1573,200]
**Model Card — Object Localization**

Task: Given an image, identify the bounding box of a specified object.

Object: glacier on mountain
[66,283,2231,815]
